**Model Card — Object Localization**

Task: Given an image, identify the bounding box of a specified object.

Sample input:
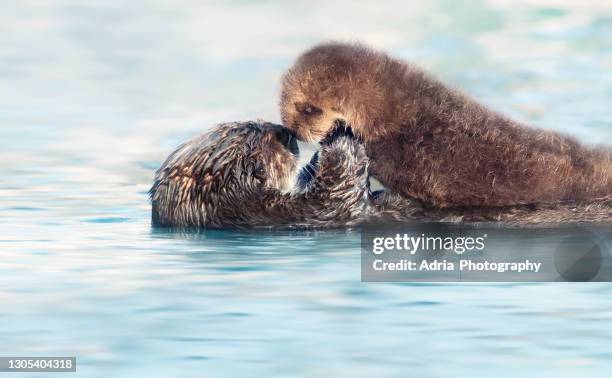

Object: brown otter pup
[280,42,612,208]
[149,121,371,228]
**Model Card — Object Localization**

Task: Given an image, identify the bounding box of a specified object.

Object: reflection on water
[1,0,612,376]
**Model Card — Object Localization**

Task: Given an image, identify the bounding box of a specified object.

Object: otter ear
[295,102,323,116]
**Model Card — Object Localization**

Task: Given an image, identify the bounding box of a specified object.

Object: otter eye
[295,102,322,117]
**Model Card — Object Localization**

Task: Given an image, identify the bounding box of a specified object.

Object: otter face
[248,122,300,192]
[280,89,344,143]
[150,122,300,227]
[280,55,352,143]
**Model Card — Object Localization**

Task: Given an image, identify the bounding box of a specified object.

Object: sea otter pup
[280,42,612,208]
[149,121,371,228]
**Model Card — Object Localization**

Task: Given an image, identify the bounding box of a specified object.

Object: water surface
[1,1,612,377]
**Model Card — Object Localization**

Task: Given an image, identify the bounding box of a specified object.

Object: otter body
[150,122,612,229]
[150,121,371,228]
[280,42,612,208]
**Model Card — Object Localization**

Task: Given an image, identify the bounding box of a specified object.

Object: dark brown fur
[280,42,612,208]
[149,122,612,228]
[149,121,371,228]
[374,193,612,226]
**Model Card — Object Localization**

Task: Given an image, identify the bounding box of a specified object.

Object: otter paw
[320,120,356,146]
[317,134,369,191]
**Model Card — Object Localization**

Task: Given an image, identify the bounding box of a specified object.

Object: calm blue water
[1,1,612,377]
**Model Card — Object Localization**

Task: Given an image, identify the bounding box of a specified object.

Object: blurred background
[1,1,612,377]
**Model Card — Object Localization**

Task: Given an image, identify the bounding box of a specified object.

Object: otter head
[280,42,388,143]
[280,64,346,143]
[150,121,300,227]
[204,121,299,194]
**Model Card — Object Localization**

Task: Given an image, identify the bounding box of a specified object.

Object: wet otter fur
[374,192,612,226]
[280,42,612,208]
[149,121,371,228]
[150,121,611,229]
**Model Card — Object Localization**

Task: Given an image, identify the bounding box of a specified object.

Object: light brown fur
[280,42,612,208]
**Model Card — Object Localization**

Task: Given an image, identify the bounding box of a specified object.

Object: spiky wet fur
[150,121,370,228]
[150,121,611,229]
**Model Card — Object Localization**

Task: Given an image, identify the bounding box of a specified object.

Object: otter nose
[273,126,299,155]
